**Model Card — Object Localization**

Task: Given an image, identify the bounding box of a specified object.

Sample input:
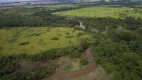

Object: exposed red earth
[45,47,97,80]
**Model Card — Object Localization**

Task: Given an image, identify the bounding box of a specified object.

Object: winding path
[44,47,96,80]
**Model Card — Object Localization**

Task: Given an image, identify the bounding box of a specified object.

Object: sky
[0,0,38,3]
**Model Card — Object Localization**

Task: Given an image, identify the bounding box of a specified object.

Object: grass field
[72,65,114,80]
[0,27,93,56]
[54,6,142,18]
[21,4,77,10]
[63,59,87,72]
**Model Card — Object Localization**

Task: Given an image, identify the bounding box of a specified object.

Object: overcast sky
[0,0,38,2]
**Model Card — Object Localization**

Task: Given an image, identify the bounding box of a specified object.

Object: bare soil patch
[45,47,97,80]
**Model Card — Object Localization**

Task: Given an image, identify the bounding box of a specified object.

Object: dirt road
[45,47,96,80]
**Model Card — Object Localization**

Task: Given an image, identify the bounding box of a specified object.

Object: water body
[0,0,38,3]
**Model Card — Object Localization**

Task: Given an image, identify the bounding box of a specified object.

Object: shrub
[19,42,29,46]
[0,47,2,50]
[47,28,50,32]
[76,32,84,37]
[72,29,76,33]
[80,58,88,65]
[69,50,81,58]
[51,36,59,40]
[8,38,16,43]
[136,27,142,35]
[57,34,62,36]
[27,33,41,37]
[65,32,69,35]
[65,36,75,38]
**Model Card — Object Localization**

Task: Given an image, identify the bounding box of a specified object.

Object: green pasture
[21,4,77,10]
[54,6,142,18]
[0,27,93,56]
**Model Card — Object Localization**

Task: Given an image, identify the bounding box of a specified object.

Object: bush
[76,32,84,37]
[80,58,88,65]
[8,38,16,43]
[27,33,41,37]
[69,50,82,58]
[65,32,69,35]
[47,28,50,32]
[65,36,75,38]
[136,27,142,35]
[51,36,59,40]
[19,42,29,46]
[0,47,2,50]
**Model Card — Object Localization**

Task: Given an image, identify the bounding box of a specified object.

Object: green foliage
[65,35,75,38]
[0,8,79,28]
[63,61,73,72]
[69,50,82,58]
[92,37,142,80]
[76,32,84,37]
[51,36,60,40]
[80,39,90,49]
[0,47,2,50]
[0,45,85,80]
[19,42,29,46]
[80,58,88,65]
[108,27,138,42]
[26,33,41,37]
[0,64,58,80]
[136,27,142,34]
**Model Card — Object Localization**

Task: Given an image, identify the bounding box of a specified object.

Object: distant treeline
[0,9,79,28]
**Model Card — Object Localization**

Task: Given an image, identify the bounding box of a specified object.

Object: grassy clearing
[21,4,77,10]
[54,6,142,18]
[63,61,73,72]
[0,27,93,56]
[72,65,113,80]
[63,59,88,72]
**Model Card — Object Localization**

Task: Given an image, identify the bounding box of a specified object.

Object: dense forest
[77,10,142,80]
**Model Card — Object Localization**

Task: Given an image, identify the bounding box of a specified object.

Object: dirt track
[45,47,96,80]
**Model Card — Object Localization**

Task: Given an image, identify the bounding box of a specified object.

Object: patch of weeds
[19,42,29,46]
[69,40,72,44]
[39,39,46,44]
[80,58,88,65]
[26,33,41,37]
[63,61,73,72]
[72,29,76,33]
[7,38,16,43]
[13,34,19,37]
[65,36,75,38]
[51,36,59,40]
[79,58,88,69]
[0,47,3,50]
[40,39,44,42]
[57,34,62,36]
[76,32,84,37]
[47,28,50,32]
[73,59,77,62]
[56,29,60,32]
[65,32,70,35]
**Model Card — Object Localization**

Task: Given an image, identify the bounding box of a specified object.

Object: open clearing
[0,27,93,56]
[54,6,142,18]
